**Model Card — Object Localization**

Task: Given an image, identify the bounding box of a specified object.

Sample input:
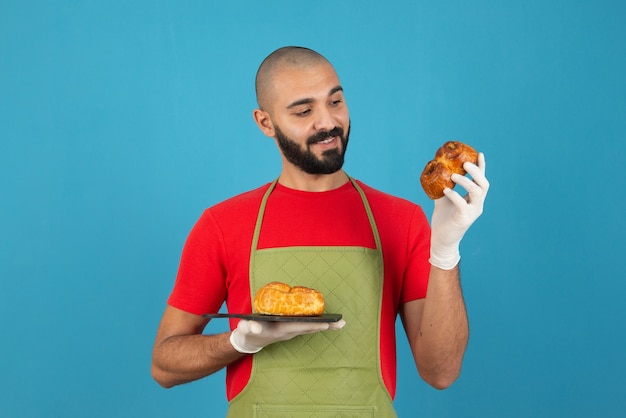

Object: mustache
[306,127,344,145]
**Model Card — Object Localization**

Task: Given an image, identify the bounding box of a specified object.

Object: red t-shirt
[168,179,431,400]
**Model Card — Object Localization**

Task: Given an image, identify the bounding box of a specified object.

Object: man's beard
[274,124,350,175]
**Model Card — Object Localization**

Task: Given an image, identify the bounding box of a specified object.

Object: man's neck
[277,169,349,192]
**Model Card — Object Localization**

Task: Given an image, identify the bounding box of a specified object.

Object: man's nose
[312,105,336,132]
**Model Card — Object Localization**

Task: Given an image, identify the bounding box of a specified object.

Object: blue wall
[2,1,625,416]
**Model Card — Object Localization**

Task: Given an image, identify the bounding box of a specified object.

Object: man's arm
[151,305,244,388]
[151,305,347,388]
[401,153,488,389]
[400,265,468,390]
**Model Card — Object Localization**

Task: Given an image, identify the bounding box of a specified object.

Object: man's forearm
[415,265,469,389]
[151,331,244,388]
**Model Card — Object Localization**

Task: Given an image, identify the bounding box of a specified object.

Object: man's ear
[252,108,275,137]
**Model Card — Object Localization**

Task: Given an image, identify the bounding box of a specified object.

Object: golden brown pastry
[420,141,478,199]
[254,281,325,316]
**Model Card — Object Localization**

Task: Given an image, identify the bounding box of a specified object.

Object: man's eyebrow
[329,85,343,96]
[286,85,344,109]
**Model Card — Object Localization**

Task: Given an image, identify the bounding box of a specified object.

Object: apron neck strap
[251,176,382,251]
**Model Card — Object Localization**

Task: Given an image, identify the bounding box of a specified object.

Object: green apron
[227,178,397,417]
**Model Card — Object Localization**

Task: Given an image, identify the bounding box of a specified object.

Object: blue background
[2,1,625,417]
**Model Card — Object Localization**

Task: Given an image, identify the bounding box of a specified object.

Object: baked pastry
[420,141,478,199]
[254,281,325,316]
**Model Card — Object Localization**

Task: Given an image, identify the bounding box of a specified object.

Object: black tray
[202,313,342,322]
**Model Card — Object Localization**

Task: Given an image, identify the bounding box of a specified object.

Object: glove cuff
[229,329,263,354]
[429,244,461,270]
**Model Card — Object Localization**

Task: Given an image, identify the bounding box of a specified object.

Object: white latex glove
[430,153,490,270]
[230,318,346,354]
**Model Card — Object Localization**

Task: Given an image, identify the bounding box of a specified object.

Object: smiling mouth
[308,127,344,145]
[317,136,335,145]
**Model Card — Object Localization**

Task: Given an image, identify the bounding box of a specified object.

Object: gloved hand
[430,153,490,270]
[230,318,346,354]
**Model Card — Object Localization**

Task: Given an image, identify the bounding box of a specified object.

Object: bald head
[255,46,332,111]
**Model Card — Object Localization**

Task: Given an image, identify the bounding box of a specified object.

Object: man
[152,46,489,417]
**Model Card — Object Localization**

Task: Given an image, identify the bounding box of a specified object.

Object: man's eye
[295,109,311,116]
[330,99,343,106]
